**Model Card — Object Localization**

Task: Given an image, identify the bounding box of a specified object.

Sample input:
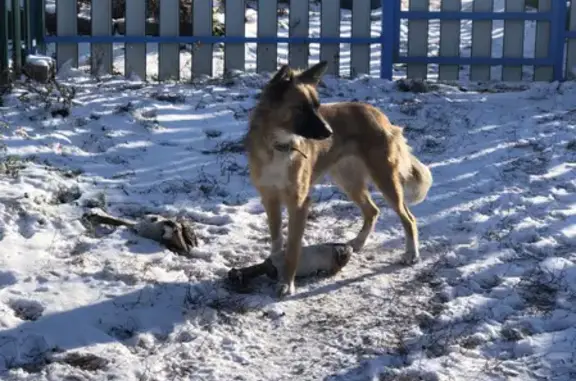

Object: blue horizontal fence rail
[400,11,555,21]
[43,36,385,45]
[37,0,573,82]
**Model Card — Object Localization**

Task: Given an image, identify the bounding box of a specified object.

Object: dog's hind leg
[365,156,420,264]
[330,158,380,253]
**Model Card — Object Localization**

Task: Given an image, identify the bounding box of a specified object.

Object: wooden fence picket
[56,0,78,68]
[159,0,179,80]
[257,0,278,73]
[320,0,340,75]
[470,0,493,81]
[407,0,429,79]
[125,0,146,80]
[90,0,112,76]
[566,0,576,79]
[193,0,213,76]
[534,0,553,81]
[289,0,309,69]
[225,0,246,73]
[439,0,461,81]
[502,0,525,81]
[351,0,371,76]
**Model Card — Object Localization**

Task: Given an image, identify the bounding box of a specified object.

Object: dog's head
[259,61,332,140]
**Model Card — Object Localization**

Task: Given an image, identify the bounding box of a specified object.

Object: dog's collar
[272,141,307,158]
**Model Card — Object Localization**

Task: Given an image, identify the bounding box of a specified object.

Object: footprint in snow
[0,271,17,288]
[16,210,44,239]
[8,298,45,321]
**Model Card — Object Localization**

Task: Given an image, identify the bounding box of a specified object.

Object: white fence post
[407,0,429,79]
[439,0,461,81]
[159,0,180,81]
[225,0,246,74]
[56,0,77,69]
[567,0,576,79]
[91,0,112,76]
[256,0,277,73]
[320,0,340,76]
[534,0,553,81]
[125,0,146,80]
[351,0,371,76]
[502,0,525,81]
[289,0,309,69]
[193,0,214,76]
[470,0,493,81]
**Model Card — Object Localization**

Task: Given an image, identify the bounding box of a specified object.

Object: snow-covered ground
[1,65,576,380]
[2,1,576,381]
[35,0,541,81]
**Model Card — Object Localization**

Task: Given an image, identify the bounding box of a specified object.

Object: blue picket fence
[4,0,576,82]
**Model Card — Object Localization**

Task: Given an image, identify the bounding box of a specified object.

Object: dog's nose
[321,123,333,138]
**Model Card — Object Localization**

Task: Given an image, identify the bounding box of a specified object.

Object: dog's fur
[245,61,433,297]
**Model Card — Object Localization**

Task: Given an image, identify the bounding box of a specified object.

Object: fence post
[11,0,22,75]
[568,0,576,79]
[320,0,340,76]
[551,0,568,81]
[34,0,46,54]
[380,0,394,80]
[256,0,277,73]
[125,0,146,80]
[393,0,400,61]
[56,0,79,69]
[407,0,429,79]
[23,0,32,55]
[0,0,8,87]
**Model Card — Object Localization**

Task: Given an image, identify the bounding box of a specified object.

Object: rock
[396,78,434,93]
[24,55,56,83]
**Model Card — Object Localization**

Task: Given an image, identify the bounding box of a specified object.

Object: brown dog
[245,61,433,297]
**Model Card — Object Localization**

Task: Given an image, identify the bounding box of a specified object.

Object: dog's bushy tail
[402,154,433,206]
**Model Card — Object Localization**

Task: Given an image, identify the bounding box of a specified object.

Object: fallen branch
[82,209,199,256]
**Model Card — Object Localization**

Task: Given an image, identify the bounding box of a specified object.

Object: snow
[1,66,575,381]
[24,55,54,68]
[1,1,576,381]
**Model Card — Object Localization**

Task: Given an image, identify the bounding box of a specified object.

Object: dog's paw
[276,282,295,298]
[402,251,420,265]
[346,238,365,253]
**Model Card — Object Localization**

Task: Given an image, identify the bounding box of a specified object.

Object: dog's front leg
[260,191,283,255]
[277,194,311,298]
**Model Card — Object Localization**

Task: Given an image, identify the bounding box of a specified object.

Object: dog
[245,61,433,297]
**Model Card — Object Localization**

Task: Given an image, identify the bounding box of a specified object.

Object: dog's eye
[298,102,317,113]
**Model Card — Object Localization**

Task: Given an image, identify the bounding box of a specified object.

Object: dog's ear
[297,61,328,86]
[265,65,294,102]
[270,65,293,84]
